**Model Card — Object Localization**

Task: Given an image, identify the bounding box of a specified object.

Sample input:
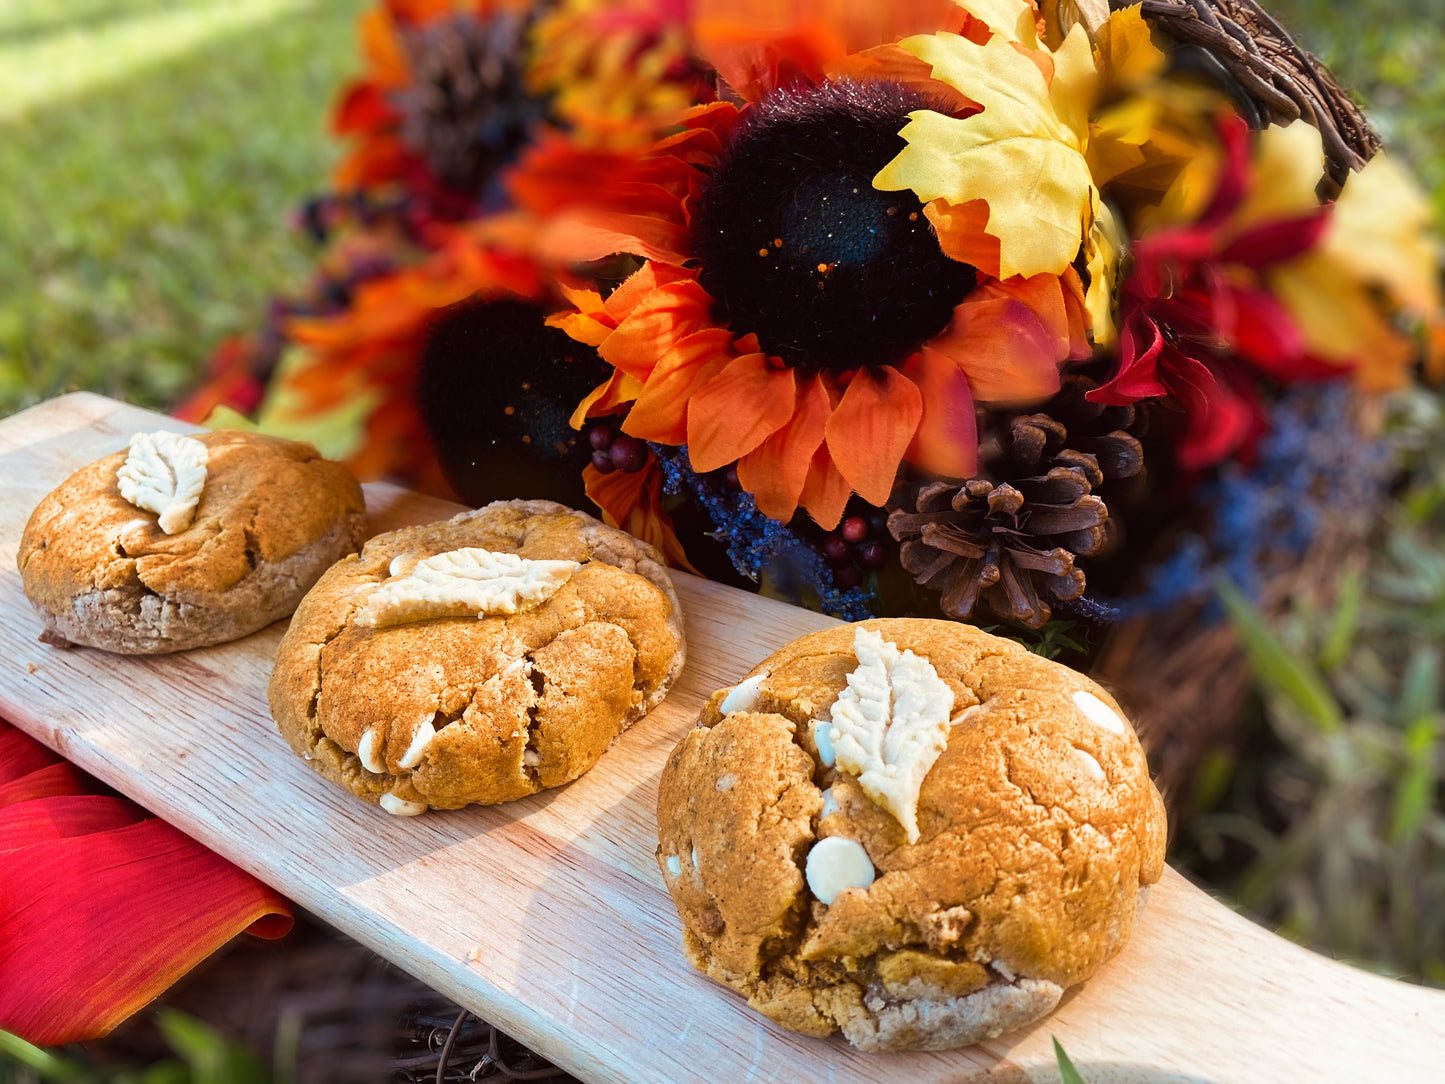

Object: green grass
[0,0,368,419]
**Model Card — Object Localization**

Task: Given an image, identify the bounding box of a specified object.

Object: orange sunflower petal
[903,347,979,478]
[928,295,1062,403]
[824,366,923,506]
[737,371,833,522]
[534,210,693,267]
[981,272,1092,362]
[625,327,736,443]
[600,279,714,379]
[798,445,852,530]
[583,463,699,573]
[569,369,646,428]
[686,354,798,472]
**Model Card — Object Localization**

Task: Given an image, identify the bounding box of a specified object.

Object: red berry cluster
[820,510,889,589]
[587,421,650,474]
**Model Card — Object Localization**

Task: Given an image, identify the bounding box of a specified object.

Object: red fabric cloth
[0,719,293,1045]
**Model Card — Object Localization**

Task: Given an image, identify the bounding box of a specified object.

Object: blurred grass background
[0,0,368,419]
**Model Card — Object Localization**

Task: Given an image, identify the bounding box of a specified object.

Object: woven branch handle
[1121,0,1380,192]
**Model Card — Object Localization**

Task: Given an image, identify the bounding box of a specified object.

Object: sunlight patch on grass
[0,0,312,120]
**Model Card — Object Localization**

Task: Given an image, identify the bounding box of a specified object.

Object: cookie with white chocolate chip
[18,429,367,654]
[268,499,685,815]
[655,618,1166,1052]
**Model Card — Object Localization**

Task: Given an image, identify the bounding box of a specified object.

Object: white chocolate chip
[356,728,387,774]
[813,719,836,767]
[665,854,682,877]
[715,772,737,792]
[819,787,839,818]
[719,671,768,715]
[805,836,875,905]
[388,553,418,578]
[1073,690,1127,735]
[1073,747,1106,782]
[397,719,436,769]
[523,749,541,767]
[379,792,427,816]
[691,847,699,871]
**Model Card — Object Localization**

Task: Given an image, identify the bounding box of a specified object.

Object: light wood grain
[3,393,1443,1083]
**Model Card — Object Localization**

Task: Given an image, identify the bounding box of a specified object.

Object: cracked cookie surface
[18,429,367,654]
[269,499,685,813]
[656,618,1166,1051]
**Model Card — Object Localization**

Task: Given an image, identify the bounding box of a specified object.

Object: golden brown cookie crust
[656,618,1166,1052]
[17,429,368,654]
[268,499,685,813]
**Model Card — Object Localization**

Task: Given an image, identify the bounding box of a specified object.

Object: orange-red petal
[624,327,736,443]
[582,463,699,573]
[929,296,1062,403]
[824,366,923,506]
[686,354,798,471]
[903,347,979,478]
[798,445,852,530]
[600,278,714,379]
[737,371,833,522]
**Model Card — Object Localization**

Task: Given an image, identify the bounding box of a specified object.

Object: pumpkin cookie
[18,429,367,654]
[269,499,685,814]
[656,617,1166,1051]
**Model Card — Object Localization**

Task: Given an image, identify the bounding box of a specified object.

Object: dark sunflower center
[693,79,977,373]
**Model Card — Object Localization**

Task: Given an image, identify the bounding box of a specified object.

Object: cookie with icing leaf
[17,429,367,654]
[655,617,1166,1052]
[268,499,685,815]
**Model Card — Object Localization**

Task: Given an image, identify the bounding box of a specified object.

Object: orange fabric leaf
[624,327,736,443]
[929,295,1062,403]
[823,366,923,506]
[798,444,853,530]
[0,721,293,1046]
[903,347,979,478]
[599,279,714,379]
[686,354,798,472]
[921,198,1002,279]
[737,372,833,522]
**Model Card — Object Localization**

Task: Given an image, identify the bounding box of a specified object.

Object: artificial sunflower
[538,5,1097,532]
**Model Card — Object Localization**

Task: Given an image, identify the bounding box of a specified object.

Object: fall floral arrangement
[180,0,1442,656]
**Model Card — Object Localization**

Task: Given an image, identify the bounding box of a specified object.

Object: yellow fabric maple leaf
[873,14,1099,280]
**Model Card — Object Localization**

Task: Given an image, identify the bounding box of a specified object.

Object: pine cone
[887,375,1144,629]
[889,471,1106,629]
[990,373,1147,485]
[395,11,542,196]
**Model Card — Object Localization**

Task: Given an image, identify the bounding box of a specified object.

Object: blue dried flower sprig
[1111,383,1395,619]
[649,443,877,622]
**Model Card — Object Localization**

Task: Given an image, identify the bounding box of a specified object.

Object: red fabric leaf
[0,721,293,1046]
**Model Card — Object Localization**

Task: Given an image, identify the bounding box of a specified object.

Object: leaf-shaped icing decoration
[827,627,955,843]
[115,431,209,535]
[354,548,580,628]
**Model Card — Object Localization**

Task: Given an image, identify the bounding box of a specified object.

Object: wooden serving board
[3,393,1443,1083]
